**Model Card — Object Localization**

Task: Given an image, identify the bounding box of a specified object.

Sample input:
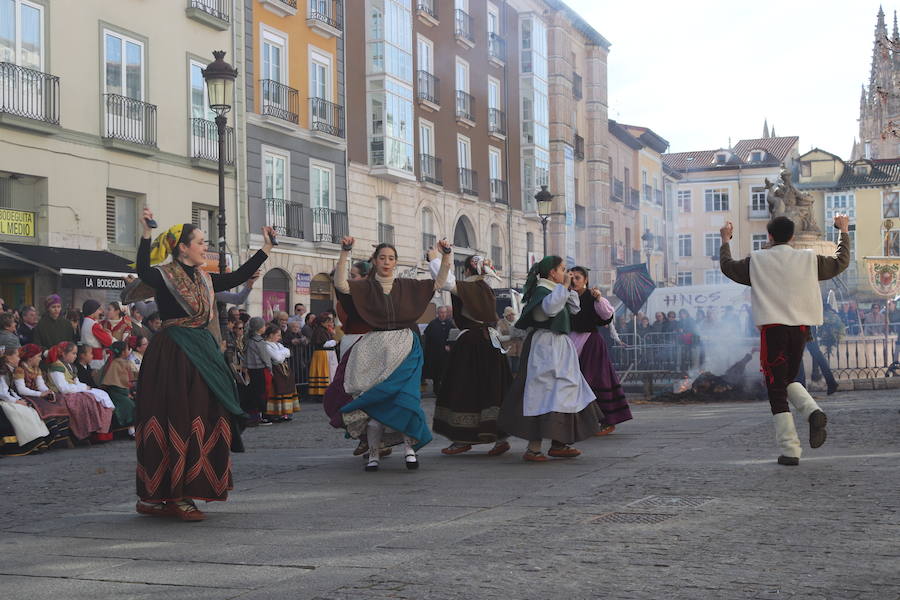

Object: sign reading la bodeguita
[61,274,128,290]
[0,209,35,237]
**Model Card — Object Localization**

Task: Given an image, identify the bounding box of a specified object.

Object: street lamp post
[202,50,237,331]
[641,228,654,266]
[535,185,553,257]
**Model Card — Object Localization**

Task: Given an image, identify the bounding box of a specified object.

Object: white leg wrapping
[366,420,384,462]
[773,412,802,458]
[786,382,821,420]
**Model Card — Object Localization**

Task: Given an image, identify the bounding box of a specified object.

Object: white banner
[644,283,751,317]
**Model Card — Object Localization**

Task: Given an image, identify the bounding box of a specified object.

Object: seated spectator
[17,305,38,346]
[144,312,161,339]
[97,341,136,437]
[80,300,113,369]
[35,295,76,348]
[0,348,50,453]
[101,301,132,342]
[0,312,20,351]
[13,344,72,448]
[66,309,81,338]
[74,344,97,387]
[262,324,299,422]
[129,304,152,340]
[46,342,114,442]
[127,335,148,374]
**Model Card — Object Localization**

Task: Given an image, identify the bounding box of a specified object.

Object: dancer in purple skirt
[568,267,632,435]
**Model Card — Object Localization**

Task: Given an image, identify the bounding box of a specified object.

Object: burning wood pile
[655,353,767,403]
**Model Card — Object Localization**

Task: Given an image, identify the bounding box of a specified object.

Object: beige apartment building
[663,135,800,287]
[0,0,239,309]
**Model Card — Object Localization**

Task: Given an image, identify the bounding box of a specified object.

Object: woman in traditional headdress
[0,348,50,454]
[130,208,273,520]
[430,253,512,456]
[45,341,114,442]
[333,235,452,471]
[497,256,601,461]
[261,324,300,421]
[568,267,632,435]
[13,343,73,448]
[97,340,137,436]
[307,313,339,401]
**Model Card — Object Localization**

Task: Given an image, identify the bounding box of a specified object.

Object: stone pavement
[2,390,899,600]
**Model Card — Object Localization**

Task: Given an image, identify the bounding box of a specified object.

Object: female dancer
[334,235,451,471]
[46,342,115,442]
[498,256,600,461]
[131,208,272,520]
[431,254,512,456]
[568,267,632,435]
[13,344,73,448]
[0,348,50,452]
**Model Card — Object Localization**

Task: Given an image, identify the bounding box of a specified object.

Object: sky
[565,0,892,157]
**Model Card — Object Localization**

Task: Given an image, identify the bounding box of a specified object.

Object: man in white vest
[719,215,851,465]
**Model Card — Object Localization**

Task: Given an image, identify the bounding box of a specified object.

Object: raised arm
[718,221,751,286]
[334,237,353,294]
[428,253,457,294]
[433,239,453,291]
[211,228,273,292]
[541,283,573,317]
[817,216,851,281]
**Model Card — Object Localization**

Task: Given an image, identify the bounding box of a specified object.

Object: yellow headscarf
[129,224,184,268]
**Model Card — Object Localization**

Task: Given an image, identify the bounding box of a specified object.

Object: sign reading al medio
[0,209,35,237]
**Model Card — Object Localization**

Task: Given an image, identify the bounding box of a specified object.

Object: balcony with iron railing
[102,93,157,152]
[490,179,507,204]
[309,97,344,139]
[454,9,474,47]
[306,0,343,37]
[0,62,60,132]
[378,222,395,245]
[260,0,297,17]
[419,153,443,186]
[626,188,640,210]
[311,207,348,243]
[266,198,305,239]
[488,107,506,138]
[186,0,230,29]
[261,79,299,125]
[416,70,440,108]
[488,33,506,66]
[574,134,584,160]
[458,168,478,196]
[422,232,437,252]
[491,245,503,270]
[416,0,438,24]
[189,118,235,167]
[456,90,474,125]
[573,72,583,100]
[611,178,624,201]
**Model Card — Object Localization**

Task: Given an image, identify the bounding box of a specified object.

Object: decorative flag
[864,256,900,298]
[613,263,656,314]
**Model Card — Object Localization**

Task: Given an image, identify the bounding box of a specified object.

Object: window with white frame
[676,271,693,286]
[418,118,434,155]
[309,48,332,124]
[752,233,767,251]
[455,57,469,93]
[417,35,433,74]
[751,186,768,213]
[883,191,900,218]
[825,192,856,251]
[104,30,144,100]
[192,204,218,243]
[678,234,692,257]
[489,146,501,180]
[106,193,137,247]
[263,148,288,200]
[487,2,499,35]
[261,27,287,84]
[677,189,692,213]
[309,160,333,209]
[457,134,471,169]
[488,77,500,110]
[705,270,727,285]
[0,0,43,70]
[704,188,729,212]
[189,60,215,121]
[377,195,390,224]
[704,233,720,258]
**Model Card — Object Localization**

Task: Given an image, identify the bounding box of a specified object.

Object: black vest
[571,290,613,333]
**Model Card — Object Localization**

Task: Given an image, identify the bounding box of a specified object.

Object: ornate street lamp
[641,228,655,265]
[202,50,237,331]
[535,185,553,256]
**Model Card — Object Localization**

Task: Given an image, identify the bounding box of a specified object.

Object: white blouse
[264,341,291,365]
[14,374,49,398]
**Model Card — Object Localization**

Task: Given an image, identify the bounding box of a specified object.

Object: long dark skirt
[23,396,73,448]
[579,331,632,426]
[433,328,511,444]
[324,346,353,429]
[498,330,602,444]
[135,329,233,503]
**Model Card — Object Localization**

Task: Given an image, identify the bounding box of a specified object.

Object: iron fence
[0,62,59,125]
[261,79,299,124]
[190,118,235,164]
[309,97,344,137]
[417,70,440,105]
[102,93,157,146]
[189,0,230,22]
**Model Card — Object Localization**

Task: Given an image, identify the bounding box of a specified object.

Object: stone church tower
[856,7,900,160]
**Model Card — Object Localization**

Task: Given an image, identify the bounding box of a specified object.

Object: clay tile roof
[732,136,799,162]
[838,158,900,187]
[662,150,718,171]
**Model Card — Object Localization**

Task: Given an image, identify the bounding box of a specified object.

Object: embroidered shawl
[156,262,223,343]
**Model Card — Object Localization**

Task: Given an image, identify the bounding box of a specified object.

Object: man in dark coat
[422,305,454,394]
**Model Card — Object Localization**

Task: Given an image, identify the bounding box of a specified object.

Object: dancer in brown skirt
[131,208,273,520]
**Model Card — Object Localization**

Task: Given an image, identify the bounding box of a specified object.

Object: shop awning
[0,242,135,280]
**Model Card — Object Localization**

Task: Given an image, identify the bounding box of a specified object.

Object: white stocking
[366,420,384,464]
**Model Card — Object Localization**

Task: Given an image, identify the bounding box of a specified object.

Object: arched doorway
[309,273,333,316]
[453,216,477,280]
[262,268,291,321]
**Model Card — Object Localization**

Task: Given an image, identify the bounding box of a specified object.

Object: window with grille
[192,204,218,243]
[106,193,137,246]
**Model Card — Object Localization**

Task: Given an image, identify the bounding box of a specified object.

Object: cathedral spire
[893,10,899,41]
[763,119,769,138]
[771,125,776,138]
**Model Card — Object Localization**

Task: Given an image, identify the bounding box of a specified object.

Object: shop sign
[0,209,35,237]
[201,251,233,273]
[296,272,311,295]
[61,274,128,290]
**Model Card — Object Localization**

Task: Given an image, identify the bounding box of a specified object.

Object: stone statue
[764,166,820,234]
